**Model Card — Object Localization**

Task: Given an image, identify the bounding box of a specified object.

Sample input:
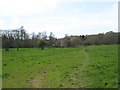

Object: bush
[38,40,46,50]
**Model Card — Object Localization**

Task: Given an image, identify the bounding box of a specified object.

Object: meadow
[2,45,118,88]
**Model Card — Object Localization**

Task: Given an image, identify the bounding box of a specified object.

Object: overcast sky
[0,0,118,38]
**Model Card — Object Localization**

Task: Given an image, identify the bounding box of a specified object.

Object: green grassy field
[2,45,118,88]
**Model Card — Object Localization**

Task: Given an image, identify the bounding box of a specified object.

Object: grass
[2,45,118,88]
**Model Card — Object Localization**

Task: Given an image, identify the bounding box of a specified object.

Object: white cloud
[61,0,119,2]
[30,3,117,29]
[0,0,118,38]
[0,0,60,16]
[0,0,118,16]
[0,20,5,29]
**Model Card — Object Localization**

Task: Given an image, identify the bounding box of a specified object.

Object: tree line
[0,26,119,51]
